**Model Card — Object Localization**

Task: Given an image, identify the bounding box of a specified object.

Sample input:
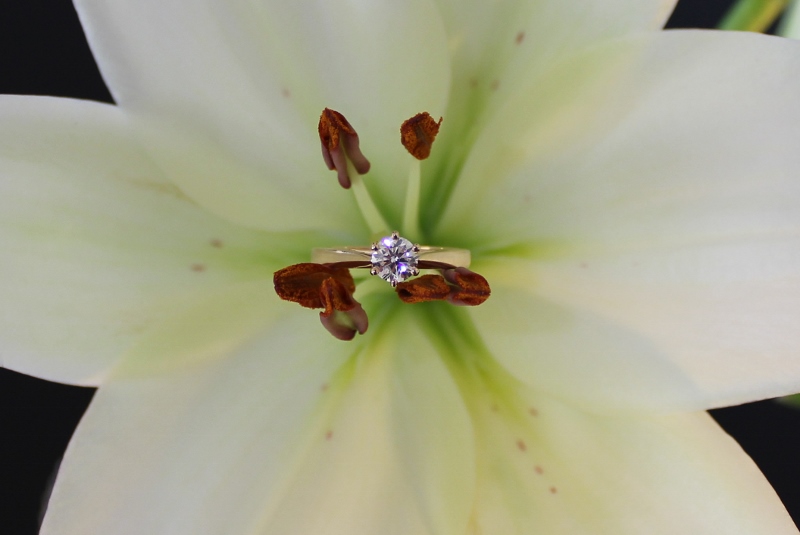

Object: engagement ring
[311,231,471,287]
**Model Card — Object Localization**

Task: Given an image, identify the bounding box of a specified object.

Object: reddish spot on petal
[529,407,539,417]
[210,239,224,248]
[469,78,479,89]
[549,486,558,494]
[579,262,588,269]
[320,383,329,392]
[515,31,525,44]
[491,404,499,413]
[491,80,500,91]
[282,88,291,98]
[516,439,527,452]
[191,263,206,272]
[326,430,333,441]
[534,465,544,475]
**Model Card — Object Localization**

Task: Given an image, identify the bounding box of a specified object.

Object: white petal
[41,308,475,535]
[439,31,800,410]
[435,0,674,79]
[439,31,800,245]
[467,387,797,534]
[0,96,293,385]
[486,238,800,412]
[75,0,451,230]
[423,0,676,213]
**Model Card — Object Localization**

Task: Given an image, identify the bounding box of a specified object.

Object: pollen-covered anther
[319,302,368,341]
[395,274,451,304]
[318,108,371,189]
[273,263,368,340]
[443,267,492,306]
[395,267,491,306]
[400,112,443,160]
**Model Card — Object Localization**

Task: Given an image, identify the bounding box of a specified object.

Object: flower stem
[718,0,789,32]
[402,160,422,240]
[348,159,390,236]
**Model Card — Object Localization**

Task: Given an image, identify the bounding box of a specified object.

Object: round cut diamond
[371,234,419,286]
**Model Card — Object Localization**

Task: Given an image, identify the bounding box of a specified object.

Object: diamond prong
[391,280,398,288]
[370,268,378,276]
[371,243,378,251]
[412,245,420,253]
[391,231,400,239]
[411,268,420,276]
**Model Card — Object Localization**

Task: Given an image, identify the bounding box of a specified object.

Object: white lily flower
[3,0,800,533]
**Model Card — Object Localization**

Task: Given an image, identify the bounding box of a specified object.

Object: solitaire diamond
[370,232,420,286]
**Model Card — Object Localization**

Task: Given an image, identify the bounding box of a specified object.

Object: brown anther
[274,263,355,311]
[319,303,369,341]
[274,263,368,339]
[395,274,451,304]
[318,276,356,317]
[318,108,371,189]
[400,112,443,160]
[443,267,492,306]
[394,267,491,306]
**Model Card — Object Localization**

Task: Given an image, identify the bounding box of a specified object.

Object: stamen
[443,267,492,306]
[400,112,442,161]
[274,263,354,309]
[396,274,451,304]
[318,276,358,317]
[400,112,441,238]
[320,304,369,341]
[273,263,368,339]
[402,159,422,239]
[318,107,388,235]
[318,108,371,189]
[348,158,391,236]
[395,267,491,306]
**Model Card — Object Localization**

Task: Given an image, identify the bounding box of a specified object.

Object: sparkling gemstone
[371,234,419,285]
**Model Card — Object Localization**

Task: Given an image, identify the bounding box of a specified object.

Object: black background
[1,0,799,533]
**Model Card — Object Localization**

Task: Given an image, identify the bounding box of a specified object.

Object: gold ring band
[311,245,470,269]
